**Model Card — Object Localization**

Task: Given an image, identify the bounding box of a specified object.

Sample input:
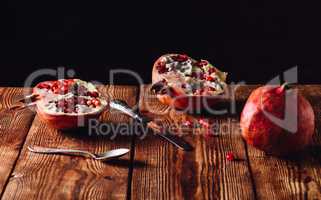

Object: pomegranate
[151,54,228,112]
[240,83,315,156]
[226,152,235,161]
[33,79,108,129]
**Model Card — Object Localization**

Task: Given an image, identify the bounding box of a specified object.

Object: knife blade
[109,99,193,151]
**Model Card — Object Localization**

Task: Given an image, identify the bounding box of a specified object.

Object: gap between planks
[126,84,141,200]
[0,88,37,199]
[0,85,139,200]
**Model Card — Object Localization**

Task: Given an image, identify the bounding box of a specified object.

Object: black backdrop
[1,0,321,86]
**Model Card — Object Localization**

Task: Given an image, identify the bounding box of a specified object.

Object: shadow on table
[60,124,137,142]
[106,158,147,168]
[272,145,321,168]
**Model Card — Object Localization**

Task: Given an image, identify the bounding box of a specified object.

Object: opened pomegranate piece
[33,79,107,129]
[151,54,227,111]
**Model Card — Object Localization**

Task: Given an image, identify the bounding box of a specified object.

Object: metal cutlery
[28,146,130,161]
[109,99,193,151]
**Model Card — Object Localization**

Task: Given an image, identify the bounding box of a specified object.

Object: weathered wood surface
[235,85,321,200]
[1,86,138,200]
[131,85,256,200]
[0,85,320,200]
[0,88,35,196]
[131,85,321,200]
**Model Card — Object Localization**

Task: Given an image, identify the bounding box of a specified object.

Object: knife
[109,99,193,151]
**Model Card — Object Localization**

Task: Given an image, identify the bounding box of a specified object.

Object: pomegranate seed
[60,86,69,94]
[86,100,92,106]
[57,100,65,109]
[194,89,204,95]
[92,99,101,107]
[53,88,60,94]
[205,75,214,81]
[77,97,86,105]
[204,128,215,138]
[88,91,99,98]
[226,152,235,161]
[63,81,69,86]
[199,118,209,128]
[156,62,167,74]
[77,85,87,96]
[38,83,51,89]
[196,60,208,67]
[64,108,74,113]
[66,98,74,104]
[173,54,189,62]
[204,129,213,139]
[208,67,216,74]
[191,72,204,79]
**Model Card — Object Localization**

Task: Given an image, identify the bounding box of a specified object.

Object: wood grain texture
[237,85,321,200]
[297,85,321,199]
[1,85,138,200]
[131,85,256,200]
[0,88,35,195]
[0,85,320,200]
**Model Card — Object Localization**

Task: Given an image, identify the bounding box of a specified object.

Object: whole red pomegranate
[240,83,315,156]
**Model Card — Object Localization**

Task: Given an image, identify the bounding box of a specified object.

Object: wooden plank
[297,85,321,199]
[131,85,256,200]
[0,88,36,195]
[237,85,321,200]
[1,85,138,200]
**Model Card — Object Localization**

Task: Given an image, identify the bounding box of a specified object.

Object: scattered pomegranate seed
[199,118,210,128]
[204,129,213,139]
[203,127,210,137]
[226,152,235,161]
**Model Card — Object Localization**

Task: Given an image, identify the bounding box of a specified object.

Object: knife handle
[155,132,193,151]
[109,99,145,123]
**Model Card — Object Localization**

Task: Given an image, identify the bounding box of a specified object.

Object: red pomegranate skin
[240,85,315,156]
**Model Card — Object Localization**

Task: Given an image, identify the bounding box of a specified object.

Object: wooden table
[0,85,320,200]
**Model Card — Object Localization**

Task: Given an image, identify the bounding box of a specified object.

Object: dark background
[1,0,320,86]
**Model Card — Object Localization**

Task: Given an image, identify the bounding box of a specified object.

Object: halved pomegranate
[33,79,107,129]
[151,54,228,112]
